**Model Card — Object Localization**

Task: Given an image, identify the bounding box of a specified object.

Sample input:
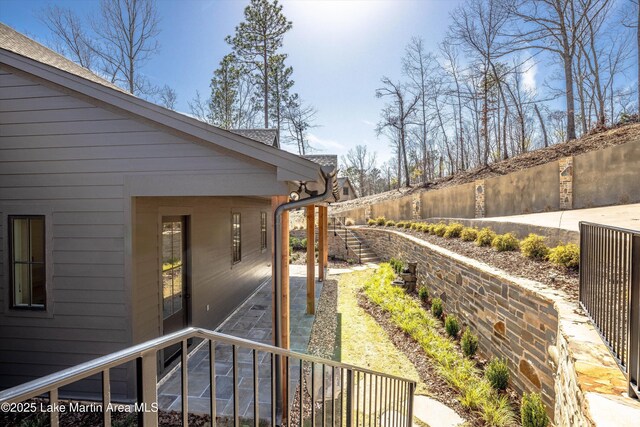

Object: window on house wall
[232,213,241,263]
[260,212,267,251]
[9,216,46,309]
[343,186,349,196]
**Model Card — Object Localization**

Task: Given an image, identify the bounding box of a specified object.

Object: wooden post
[318,205,326,281]
[322,206,329,269]
[306,205,315,314]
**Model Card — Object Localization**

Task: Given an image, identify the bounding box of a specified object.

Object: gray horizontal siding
[0,66,283,398]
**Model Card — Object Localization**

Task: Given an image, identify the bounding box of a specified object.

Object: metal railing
[0,327,416,426]
[332,217,363,264]
[579,222,639,399]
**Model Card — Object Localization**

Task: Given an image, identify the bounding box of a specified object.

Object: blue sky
[1,0,465,162]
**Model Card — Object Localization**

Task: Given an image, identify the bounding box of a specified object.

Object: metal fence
[579,222,639,399]
[0,327,415,426]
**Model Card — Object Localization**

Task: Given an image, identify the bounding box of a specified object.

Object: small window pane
[30,217,45,263]
[12,219,29,262]
[343,187,349,196]
[13,263,30,306]
[232,213,241,263]
[31,264,46,306]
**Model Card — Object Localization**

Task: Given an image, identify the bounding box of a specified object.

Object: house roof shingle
[302,155,338,170]
[0,22,126,93]
[230,129,278,147]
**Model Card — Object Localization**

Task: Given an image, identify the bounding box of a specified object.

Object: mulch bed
[358,293,522,427]
[332,122,640,214]
[387,228,579,301]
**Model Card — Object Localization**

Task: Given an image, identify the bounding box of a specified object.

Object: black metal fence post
[629,234,639,399]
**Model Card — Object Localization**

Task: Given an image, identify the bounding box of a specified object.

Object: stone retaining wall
[348,227,640,425]
[353,227,558,412]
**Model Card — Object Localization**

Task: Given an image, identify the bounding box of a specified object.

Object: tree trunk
[563,52,577,140]
[637,1,639,114]
[263,42,269,128]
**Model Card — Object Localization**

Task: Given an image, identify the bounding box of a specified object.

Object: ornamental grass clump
[404,221,413,229]
[444,222,464,238]
[367,219,376,226]
[433,222,447,237]
[476,227,497,247]
[460,227,478,242]
[520,234,550,260]
[389,257,404,274]
[396,221,407,228]
[485,358,509,391]
[461,329,479,357]
[491,233,520,252]
[418,286,429,301]
[520,392,549,427]
[363,264,516,426]
[375,216,386,226]
[548,243,580,269]
[431,297,443,319]
[420,223,430,233]
[385,220,396,227]
[445,314,460,337]
[410,222,420,230]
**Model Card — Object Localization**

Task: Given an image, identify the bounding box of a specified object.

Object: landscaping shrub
[367,219,376,226]
[345,218,355,226]
[385,220,396,227]
[418,286,429,301]
[548,243,580,269]
[444,222,464,238]
[520,392,549,427]
[460,227,478,242]
[431,297,443,318]
[475,227,497,247]
[485,358,509,391]
[404,221,413,229]
[445,314,460,337]
[290,237,307,251]
[389,257,405,274]
[375,216,386,226]
[396,221,407,228]
[420,223,430,233]
[461,329,479,357]
[363,264,516,426]
[520,234,550,260]
[433,222,447,237]
[426,223,437,234]
[410,222,420,230]
[491,233,520,252]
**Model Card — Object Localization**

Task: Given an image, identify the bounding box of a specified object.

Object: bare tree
[158,85,177,110]
[39,5,95,69]
[342,145,377,197]
[283,96,317,155]
[376,78,420,188]
[508,0,611,140]
[188,90,214,124]
[91,0,161,95]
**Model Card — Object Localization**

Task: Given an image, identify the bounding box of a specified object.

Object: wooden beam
[322,206,329,270]
[271,195,290,349]
[318,205,325,281]
[306,205,315,314]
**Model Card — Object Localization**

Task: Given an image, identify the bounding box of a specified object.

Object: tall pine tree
[225,0,292,129]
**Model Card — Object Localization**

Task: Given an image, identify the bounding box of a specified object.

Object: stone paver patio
[157,265,322,421]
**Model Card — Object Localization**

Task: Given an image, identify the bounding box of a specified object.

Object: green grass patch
[335,269,427,396]
[363,264,516,426]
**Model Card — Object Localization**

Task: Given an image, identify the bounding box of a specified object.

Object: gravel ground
[380,227,579,301]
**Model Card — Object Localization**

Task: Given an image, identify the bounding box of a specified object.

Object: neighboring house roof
[0,23,322,183]
[338,177,358,198]
[231,129,279,148]
[303,155,338,170]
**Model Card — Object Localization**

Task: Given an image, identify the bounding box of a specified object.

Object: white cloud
[362,119,375,127]
[522,58,537,93]
[307,133,346,151]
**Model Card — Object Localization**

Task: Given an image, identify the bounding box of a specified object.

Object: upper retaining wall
[335,141,640,224]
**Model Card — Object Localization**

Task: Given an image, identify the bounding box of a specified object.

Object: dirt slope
[332,123,640,214]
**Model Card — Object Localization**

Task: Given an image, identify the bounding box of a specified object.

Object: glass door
[161,216,189,365]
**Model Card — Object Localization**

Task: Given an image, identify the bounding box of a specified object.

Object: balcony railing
[0,327,416,426]
[579,222,640,399]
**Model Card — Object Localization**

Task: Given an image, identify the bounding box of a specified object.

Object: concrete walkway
[477,203,640,232]
[157,265,322,421]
